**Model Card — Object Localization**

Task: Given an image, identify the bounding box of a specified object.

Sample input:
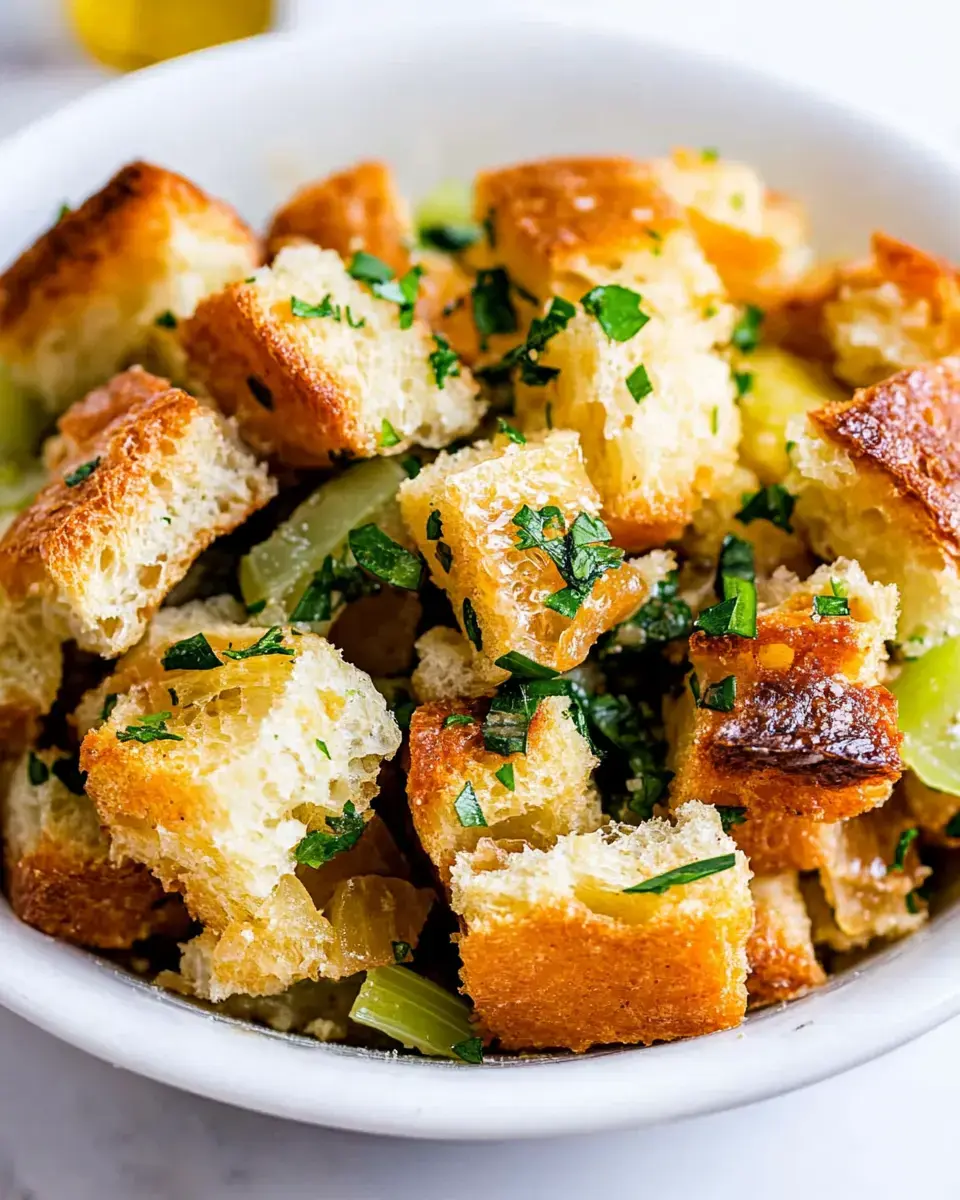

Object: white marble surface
[2,1,960,1196]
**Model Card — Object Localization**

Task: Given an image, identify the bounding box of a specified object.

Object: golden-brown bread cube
[824,233,960,387]
[2,746,186,948]
[0,371,275,657]
[728,809,833,874]
[0,161,259,413]
[746,872,825,1008]
[651,148,813,305]
[182,244,485,467]
[410,627,509,701]
[473,156,684,299]
[805,795,930,951]
[80,627,403,999]
[0,596,63,751]
[902,771,960,845]
[399,431,661,674]
[407,696,601,885]
[788,359,960,651]
[265,160,412,271]
[668,560,902,820]
[452,801,753,1051]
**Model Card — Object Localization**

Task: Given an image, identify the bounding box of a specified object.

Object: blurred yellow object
[67,0,274,71]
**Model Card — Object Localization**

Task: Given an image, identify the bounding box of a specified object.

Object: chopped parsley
[154,310,177,329]
[290,551,378,622]
[291,294,339,319]
[462,598,483,650]
[347,252,393,284]
[717,806,747,833]
[625,363,653,404]
[429,333,461,389]
[400,456,421,478]
[161,632,222,672]
[711,406,719,435]
[348,525,424,592]
[482,678,576,756]
[607,571,692,653]
[247,376,274,410]
[101,693,119,722]
[64,457,100,488]
[27,751,49,786]
[116,711,183,744]
[347,252,422,328]
[426,510,443,541]
[454,781,487,828]
[731,304,765,353]
[513,505,623,619]
[736,483,796,533]
[889,827,919,873]
[717,533,755,587]
[695,573,757,638]
[379,419,402,448]
[436,542,453,572]
[392,940,412,963]
[444,713,477,729]
[56,202,71,222]
[580,284,649,342]
[294,801,365,867]
[316,738,331,759]
[495,763,516,791]
[698,675,737,712]
[814,593,850,618]
[733,370,753,398]
[496,417,526,445]
[471,267,518,349]
[481,296,575,385]
[623,853,736,894]
[586,692,672,821]
[419,223,482,253]
[345,307,365,329]
[222,626,295,660]
[452,1036,484,1064]
[51,754,87,796]
[493,651,560,680]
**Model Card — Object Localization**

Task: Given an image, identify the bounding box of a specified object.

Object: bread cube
[411,627,508,701]
[824,233,960,387]
[652,148,813,304]
[728,809,832,874]
[0,161,259,414]
[399,431,658,673]
[0,370,275,656]
[669,560,902,820]
[407,695,601,885]
[746,872,824,1008]
[902,771,960,845]
[80,627,403,999]
[2,746,185,947]
[805,796,930,951]
[788,359,960,651]
[265,160,412,272]
[0,596,63,750]
[452,801,753,1051]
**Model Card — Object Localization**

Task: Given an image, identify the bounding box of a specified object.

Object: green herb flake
[27,751,49,786]
[56,202,72,222]
[392,939,412,963]
[348,525,424,592]
[730,193,745,211]
[945,812,960,839]
[814,593,850,618]
[294,801,365,866]
[348,253,422,328]
[426,510,443,541]
[116,711,184,744]
[452,1036,484,1064]
[429,333,462,388]
[222,626,295,661]
[101,693,119,722]
[482,679,566,756]
[513,505,623,620]
[736,483,796,532]
[420,223,482,253]
[379,418,402,448]
[291,293,340,320]
[889,827,919,873]
[347,251,395,285]
[626,363,653,404]
[545,401,554,430]
[695,576,757,638]
[731,304,765,353]
[154,310,178,329]
[710,406,719,435]
[482,208,496,248]
[52,755,87,796]
[717,806,748,833]
[400,456,421,478]
[717,533,755,588]
[64,457,101,488]
[444,713,477,729]
[699,676,737,712]
[495,762,516,791]
[610,571,692,652]
[733,370,753,398]
[314,738,331,760]
[480,296,575,386]
[493,651,559,680]
[623,853,736,894]
[580,284,650,342]
[906,890,921,914]
[471,267,518,348]
[462,598,483,651]
[345,306,365,329]
[161,632,222,672]
[436,542,453,572]
[247,376,274,410]
[496,417,526,445]
[454,781,487,828]
[246,599,267,616]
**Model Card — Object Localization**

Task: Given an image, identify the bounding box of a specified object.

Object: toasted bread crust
[46,364,171,466]
[746,873,824,1008]
[731,810,832,873]
[459,900,750,1051]
[266,160,411,271]
[810,359,960,561]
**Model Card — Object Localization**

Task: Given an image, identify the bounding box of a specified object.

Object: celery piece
[349,966,480,1060]
[0,364,45,463]
[893,637,960,796]
[239,457,406,611]
[414,179,474,238]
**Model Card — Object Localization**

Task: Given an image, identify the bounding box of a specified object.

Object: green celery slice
[0,364,45,463]
[893,637,960,796]
[349,966,477,1059]
[239,457,406,611]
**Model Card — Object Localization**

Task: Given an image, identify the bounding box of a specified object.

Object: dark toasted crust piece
[459,901,750,1052]
[265,160,411,272]
[810,358,960,560]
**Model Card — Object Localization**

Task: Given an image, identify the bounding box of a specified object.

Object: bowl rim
[2,9,960,1140]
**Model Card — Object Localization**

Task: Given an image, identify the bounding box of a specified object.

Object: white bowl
[2,10,960,1141]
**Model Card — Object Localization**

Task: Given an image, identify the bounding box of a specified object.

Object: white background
[1,1,959,1196]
